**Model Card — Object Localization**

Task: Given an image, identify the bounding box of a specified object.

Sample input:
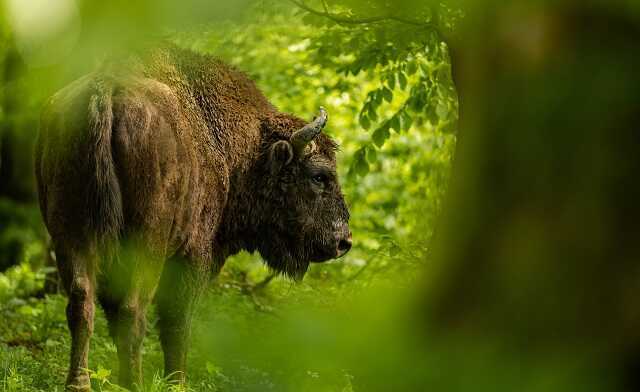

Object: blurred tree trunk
[429,0,640,387]
[0,38,36,202]
[0,33,47,273]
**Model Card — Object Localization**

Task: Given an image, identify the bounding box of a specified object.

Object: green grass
[0,256,365,392]
[0,264,251,391]
[0,235,609,392]
[0,290,193,391]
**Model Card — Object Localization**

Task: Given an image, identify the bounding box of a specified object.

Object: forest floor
[0,261,344,392]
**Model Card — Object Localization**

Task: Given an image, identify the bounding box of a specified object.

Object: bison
[35,45,352,391]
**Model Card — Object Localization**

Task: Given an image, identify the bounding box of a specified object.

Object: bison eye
[311,173,327,184]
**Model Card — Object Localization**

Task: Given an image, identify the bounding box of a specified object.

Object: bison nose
[336,231,352,258]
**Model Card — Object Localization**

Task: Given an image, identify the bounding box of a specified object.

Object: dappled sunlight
[5,0,80,66]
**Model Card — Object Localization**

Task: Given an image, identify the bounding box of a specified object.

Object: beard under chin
[259,247,310,281]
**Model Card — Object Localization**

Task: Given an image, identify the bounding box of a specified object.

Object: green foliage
[0,264,45,302]
[175,5,455,289]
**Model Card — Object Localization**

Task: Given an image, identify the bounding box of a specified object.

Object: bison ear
[269,140,294,173]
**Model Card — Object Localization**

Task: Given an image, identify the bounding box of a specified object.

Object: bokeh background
[1,0,639,391]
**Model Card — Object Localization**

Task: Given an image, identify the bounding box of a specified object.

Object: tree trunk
[429,1,640,387]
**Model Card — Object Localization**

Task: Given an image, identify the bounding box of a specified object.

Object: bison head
[254,108,352,279]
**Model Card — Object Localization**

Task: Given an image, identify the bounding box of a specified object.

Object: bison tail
[86,79,123,249]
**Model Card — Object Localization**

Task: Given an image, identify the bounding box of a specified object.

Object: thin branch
[321,0,329,14]
[289,0,437,28]
[252,272,277,291]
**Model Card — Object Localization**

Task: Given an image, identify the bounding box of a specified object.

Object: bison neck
[141,46,276,263]
[143,46,303,271]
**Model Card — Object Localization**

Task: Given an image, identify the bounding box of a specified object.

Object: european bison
[35,45,352,391]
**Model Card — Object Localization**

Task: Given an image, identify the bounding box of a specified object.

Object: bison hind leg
[55,244,98,392]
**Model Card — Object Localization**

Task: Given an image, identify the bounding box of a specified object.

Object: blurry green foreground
[1,0,640,391]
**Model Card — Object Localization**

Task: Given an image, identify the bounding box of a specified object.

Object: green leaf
[366,145,377,163]
[398,72,408,89]
[402,112,414,130]
[407,61,418,75]
[372,125,391,147]
[373,90,382,105]
[91,366,111,381]
[390,115,401,132]
[359,114,371,130]
[355,159,369,177]
[387,74,396,90]
[361,101,370,115]
[410,92,426,112]
[368,105,378,121]
[382,87,393,102]
[353,148,370,176]
[419,62,431,76]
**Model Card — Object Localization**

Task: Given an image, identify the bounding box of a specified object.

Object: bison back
[36,73,195,257]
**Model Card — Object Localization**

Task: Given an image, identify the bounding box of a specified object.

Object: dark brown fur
[35,45,351,390]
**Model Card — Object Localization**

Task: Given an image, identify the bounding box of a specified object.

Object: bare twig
[288,0,438,28]
[234,271,281,317]
[252,272,277,291]
[321,0,329,14]
[346,263,370,281]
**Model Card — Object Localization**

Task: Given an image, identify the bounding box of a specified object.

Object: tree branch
[320,0,329,14]
[288,0,437,28]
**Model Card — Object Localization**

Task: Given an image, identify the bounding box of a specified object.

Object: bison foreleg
[112,298,150,389]
[101,295,150,390]
[156,259,208,385]
[100,245,164,390]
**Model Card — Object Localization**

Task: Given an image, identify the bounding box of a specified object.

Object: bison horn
[291,107,328,155]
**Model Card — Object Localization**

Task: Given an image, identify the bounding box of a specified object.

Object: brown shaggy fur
[35,44,351,390]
